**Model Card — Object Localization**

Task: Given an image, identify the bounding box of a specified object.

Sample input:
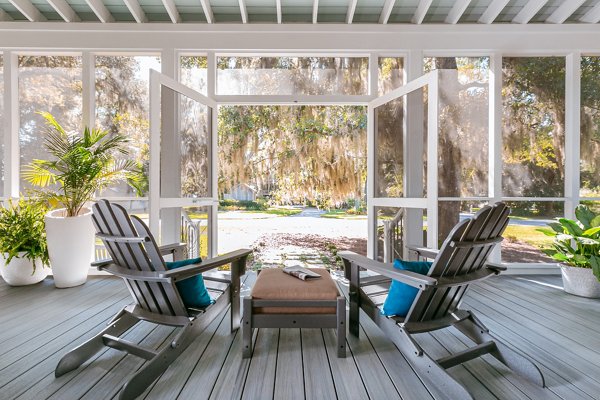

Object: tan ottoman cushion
[251,268,340,314]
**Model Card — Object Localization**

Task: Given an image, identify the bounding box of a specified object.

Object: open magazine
[283,266,322,281]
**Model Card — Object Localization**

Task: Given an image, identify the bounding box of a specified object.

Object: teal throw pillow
[165,257,214,308]
[381,259,432,317]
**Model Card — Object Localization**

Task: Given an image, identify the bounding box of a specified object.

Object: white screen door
[149,70,218,258]
[367,71,439,260]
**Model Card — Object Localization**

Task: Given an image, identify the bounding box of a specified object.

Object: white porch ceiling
[0,0,599,24]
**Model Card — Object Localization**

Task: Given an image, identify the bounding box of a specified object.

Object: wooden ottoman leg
[242,296,253,358]
[337,296,346,358]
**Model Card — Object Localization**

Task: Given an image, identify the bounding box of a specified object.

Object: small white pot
[560,265,600,298]
[45,207,95,288]
[0,253,48,286]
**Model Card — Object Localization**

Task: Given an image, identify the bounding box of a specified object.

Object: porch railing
[382,209,404,263]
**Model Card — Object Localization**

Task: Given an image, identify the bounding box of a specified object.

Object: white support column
[210,100,218,258]
[81,51,94,130]
[565,53,581,220]
[367,102,376,258]
[3,52,19,199]
[207,51,216,98]
[426,70,439,248]
[405,49,424,258]
[489,52,503,262]
[368,53,378,97]
[159,48,181,245]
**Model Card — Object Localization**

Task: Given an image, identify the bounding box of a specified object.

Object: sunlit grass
[321,209,367,219]
[504,225,553,249]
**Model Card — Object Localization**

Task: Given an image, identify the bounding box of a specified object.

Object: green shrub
[0,198,50,273]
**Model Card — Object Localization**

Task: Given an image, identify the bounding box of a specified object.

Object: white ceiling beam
[312,0,318,23]
[411,0,433,24]
[445,0,471,24]
[346,0,357,24]
[478,0,509,24]
[85,0,114,23]
[512,0,547,24]
[160,0,180,23]
[0,8,14,21]
[379,0,395,24]
[580,1,600,23]
[546,0,585,24]
[8,0,46,22]
[276,0,281,24]
[238,0,248,23]
[199,0,214,23]
[47,0,80,22]
[122,0,146,23]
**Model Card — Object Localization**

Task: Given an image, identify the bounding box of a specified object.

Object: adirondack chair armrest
[339,251,437,289]
[98,263,169,283]
[158,243,187,261]
[406,245,440,260]
[485,262,507,273]
[159,248,253,282]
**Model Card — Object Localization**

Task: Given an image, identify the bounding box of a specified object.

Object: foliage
[537,205,600,281]
[23,112,143,217]
[219,199,269,211]
[0,198,49,272]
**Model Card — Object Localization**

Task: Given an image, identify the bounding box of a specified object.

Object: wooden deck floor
[1,273,599,400]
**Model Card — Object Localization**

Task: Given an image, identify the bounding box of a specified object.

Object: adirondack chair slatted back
[92,200,188,317]
[405,203,509,323]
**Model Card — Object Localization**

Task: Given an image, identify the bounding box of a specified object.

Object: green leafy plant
[22,112,143,217]
[0,198,49,273]
[537,205,600,281]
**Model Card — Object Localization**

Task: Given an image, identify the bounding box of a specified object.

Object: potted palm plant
[0,198,50,286]
[538,205,600,298]
[23,112,142,288]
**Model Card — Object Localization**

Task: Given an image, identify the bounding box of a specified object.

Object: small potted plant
[0,198,50,286]
[23,112,143,288]
[538,205,600,298]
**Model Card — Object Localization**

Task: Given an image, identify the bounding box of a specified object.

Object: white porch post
[3,51,19,199]
[366,52,378,258]
[81,51,94,130]
[405,49,425,258]
[565,52,580,220]
[159,48,181,246]
[488,52,503,263]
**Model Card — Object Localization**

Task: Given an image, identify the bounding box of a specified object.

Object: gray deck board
[1,274,599,400]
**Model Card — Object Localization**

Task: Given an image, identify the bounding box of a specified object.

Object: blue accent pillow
[381,259,432,317]
[165,257,214,308]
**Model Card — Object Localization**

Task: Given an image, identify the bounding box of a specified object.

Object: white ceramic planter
[0,253,48,286]
[45,207,95,288]
[560,265,600,298]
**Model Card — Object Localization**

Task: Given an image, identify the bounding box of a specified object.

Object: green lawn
[503,225,553,249]
[321,210,367,219]
[243,208,302,217]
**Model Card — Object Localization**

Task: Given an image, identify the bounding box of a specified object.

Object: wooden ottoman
[242,268,346,358]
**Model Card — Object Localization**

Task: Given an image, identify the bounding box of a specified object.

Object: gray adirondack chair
[340,202,544,400]
[55,200,252,400]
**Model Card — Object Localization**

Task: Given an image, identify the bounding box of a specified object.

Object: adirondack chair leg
[349,261,360,337]
[55,310,138,377]
[455,313,545,387]
[119,323,196,400]
[230,258,243,333]
[242,296,252,358]
[391,327,474,400]
[337,296,347,357]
